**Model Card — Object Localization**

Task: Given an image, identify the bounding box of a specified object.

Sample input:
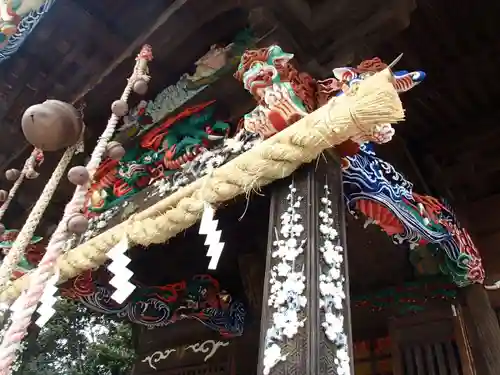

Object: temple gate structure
[0,1,500,375]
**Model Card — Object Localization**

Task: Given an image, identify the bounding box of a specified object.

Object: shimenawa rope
[0,46,151,374]
[0,68,405,305]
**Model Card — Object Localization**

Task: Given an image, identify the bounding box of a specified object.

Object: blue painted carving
[61,272,246,336]
[342,144,485,286]
[0,0,56,63]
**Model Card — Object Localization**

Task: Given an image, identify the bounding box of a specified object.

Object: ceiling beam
[72,0,189,104]
[417,109,500,155]
[0,0,191,173]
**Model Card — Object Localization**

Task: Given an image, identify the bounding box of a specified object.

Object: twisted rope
[0,146,76,289]
[0,148,39,221]
[0,46,151,374]
[0,69,405,305]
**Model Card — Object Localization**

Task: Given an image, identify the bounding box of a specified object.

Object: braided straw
[0,46,152,374]
[0,148,40,221]
[0,68,405,305]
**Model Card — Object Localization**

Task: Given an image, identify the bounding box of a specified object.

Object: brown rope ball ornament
[67,166,90,186]
[5,169,20,181]
[66,213,89,234]
[21,100,83,151]
[111,100,128,117]
[25,170,39,179]
[133,79,148,95]
[0,190,7,202]
[106,141,126,161]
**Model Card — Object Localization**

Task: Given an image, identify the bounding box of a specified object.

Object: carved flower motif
[318,184,350,375]
[263,182,307,375]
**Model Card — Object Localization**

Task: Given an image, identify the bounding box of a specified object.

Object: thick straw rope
[0,48,151,374]
[0,68,405,306]
[0,146,77,289]
[0,148,39,221]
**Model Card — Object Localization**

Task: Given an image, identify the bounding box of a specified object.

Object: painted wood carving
[342,143,484,286]
[85,101,231,214]
[0,0,54,62]
[0,229,44,280]
[60,273,246,336]
[141,339,229,370]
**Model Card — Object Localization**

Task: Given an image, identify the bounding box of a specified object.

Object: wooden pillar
[461,284,500,375]
[257,155,354,375]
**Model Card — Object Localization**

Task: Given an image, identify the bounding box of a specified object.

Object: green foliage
[11,299,136,375]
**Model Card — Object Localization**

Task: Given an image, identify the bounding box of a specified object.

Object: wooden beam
[462,194,500,236]
[68,0,130,45]
[72,0,189,104]
[0,0,190,173]
[418,110,500,155]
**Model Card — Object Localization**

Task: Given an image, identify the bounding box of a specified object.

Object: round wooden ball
[0,223,4,236]
[21,100,83,151]
[0,190,8,202]
[66,213,89,234]
[133,79,148,95]
[67,166,90,185]
[25,169,39,179]
[5,169,20,181]
[106,141,126,161]
[111,100,128,117]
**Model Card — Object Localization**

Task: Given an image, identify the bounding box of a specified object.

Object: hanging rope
[0,148,40,221]
[0,45,152,374]
[0,145,78,288]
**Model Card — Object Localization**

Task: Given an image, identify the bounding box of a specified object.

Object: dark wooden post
[461,284,500,375]
[257,155,354,375]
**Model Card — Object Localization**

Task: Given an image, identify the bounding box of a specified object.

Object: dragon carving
[343,143,484,287]
[235,48,425,155]
[60,272,246,336]
[85,101,230,214]
[0,229,44,280]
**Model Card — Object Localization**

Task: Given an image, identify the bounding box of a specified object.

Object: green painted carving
[0,229,44,280]
[352,278,457,315]
[85,101,230,214]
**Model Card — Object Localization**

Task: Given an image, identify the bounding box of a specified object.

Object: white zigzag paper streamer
[106,236,136,304]
[35,270,60,327]
[199,202,225,270]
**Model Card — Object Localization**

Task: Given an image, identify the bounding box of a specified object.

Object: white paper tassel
[35,271,59,327]
[106,236,136,304]
[199,203,225,270]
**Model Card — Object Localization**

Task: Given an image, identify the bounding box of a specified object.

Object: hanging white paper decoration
[199,203,225,270]
[106,236,136,304]
[35,272,59,327]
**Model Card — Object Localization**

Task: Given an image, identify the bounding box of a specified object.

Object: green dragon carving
[85,101,230,213]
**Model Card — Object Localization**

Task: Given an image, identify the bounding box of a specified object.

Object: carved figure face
[243,63,279,99]
[235,45,294,100]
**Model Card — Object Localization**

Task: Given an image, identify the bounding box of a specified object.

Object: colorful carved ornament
[342,144,485,287]
[0,0,47,47]
[115,29,254,138]
[235,47,425,152]
[60,272,246,336]
[353,278,456,315]
[0,229,44,280]
[141,340,229,370]
[85,101,231,214]
[234,45,315,139]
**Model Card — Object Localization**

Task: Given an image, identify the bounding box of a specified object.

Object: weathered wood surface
[257,156,353,375]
